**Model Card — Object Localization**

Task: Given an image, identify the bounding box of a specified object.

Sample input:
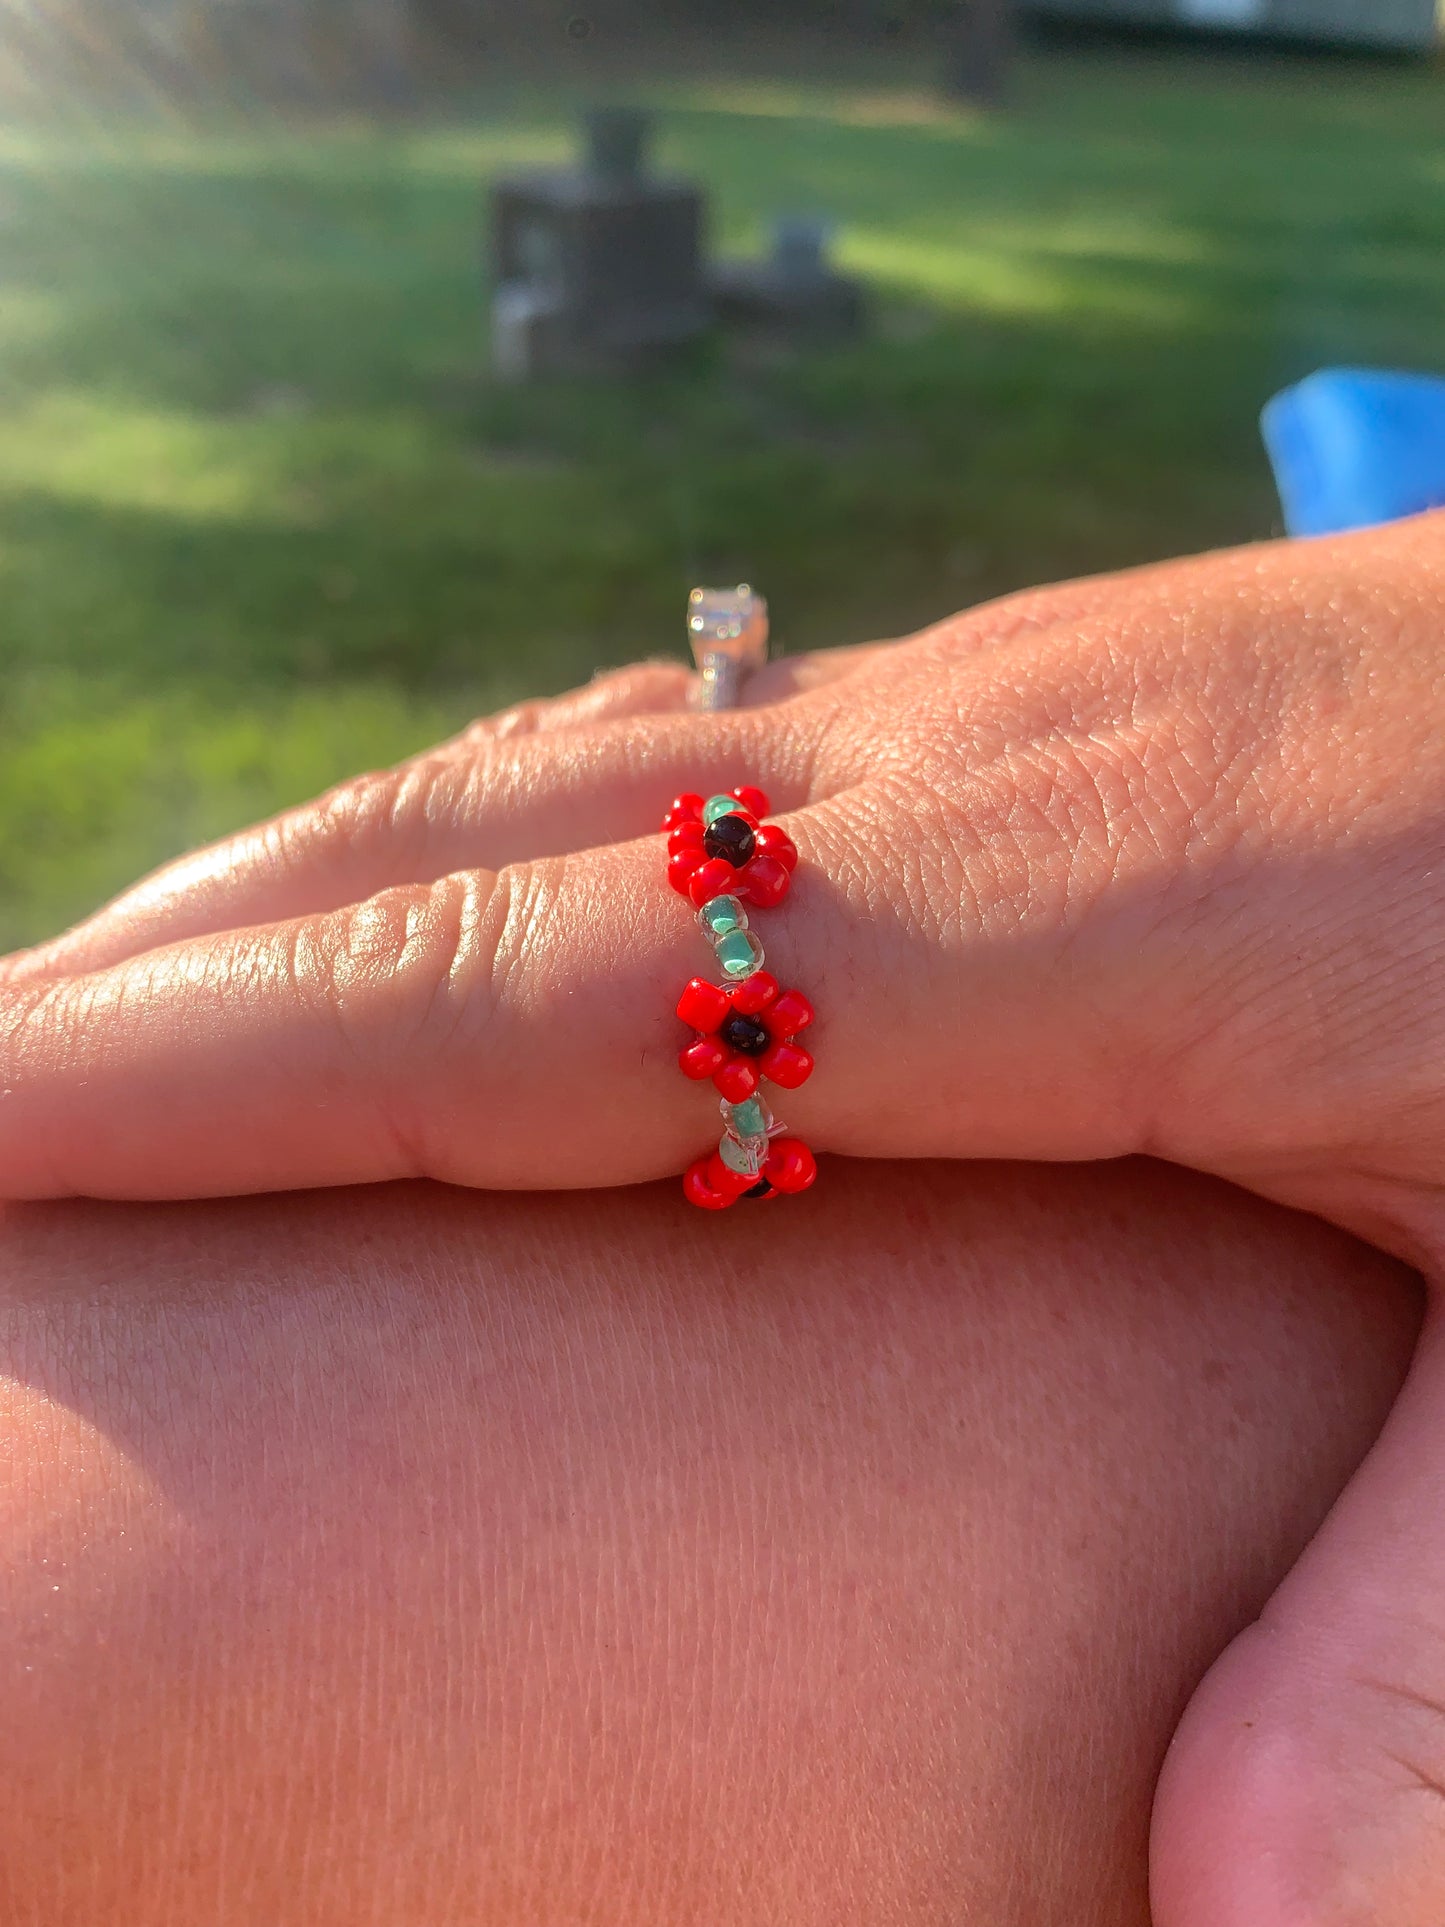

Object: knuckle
[295,862,556,1139]
[474,698,549,740]
[579,660,692,720]
[461,661,691,743]
[928,581,1107,658]
[0,977,63,1072]
[0,944,56,990]
[594,658,688,697]
[298,875,472,1066]
[270,767,419,895]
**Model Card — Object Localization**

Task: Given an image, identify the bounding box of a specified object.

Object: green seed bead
[703,793,739,827]
[697,895,747,937]
[715,927,765,980]
[727,1097,769,1140]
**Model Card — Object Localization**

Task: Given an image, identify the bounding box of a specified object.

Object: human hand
[5,512,1445,1233]
[10,515,1445,1917]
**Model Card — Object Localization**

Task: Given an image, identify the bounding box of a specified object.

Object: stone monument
[490,108,709,380]
[709,215,865,342]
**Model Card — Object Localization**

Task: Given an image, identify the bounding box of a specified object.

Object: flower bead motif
[663,788,798,909]
[682,1136,818,1212]
[676,972,815,1104]
[666,781,818,1209]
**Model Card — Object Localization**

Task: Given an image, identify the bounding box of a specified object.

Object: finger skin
[0,649,879,990]
[10,516,1445,1241]
[0,868,644,1199]
[0,741,1172,1204]
[0,822,858,1198]
[0,700,830,991]
[0,545,1201,992]
[0,660,697,988]
[1153,1305,1445,1927]
[461,659,694,739]
[0,560,1173,989]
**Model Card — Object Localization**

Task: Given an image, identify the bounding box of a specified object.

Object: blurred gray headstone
[585,105,648,182]
[942,0,1012,105]
[489,107,709,378]
[709,215,865,342]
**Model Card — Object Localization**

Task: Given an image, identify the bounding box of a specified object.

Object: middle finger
[6,638,893,986]
[2,695,842,983]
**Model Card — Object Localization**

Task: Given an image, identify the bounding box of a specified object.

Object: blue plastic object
[1262,368,1445,538]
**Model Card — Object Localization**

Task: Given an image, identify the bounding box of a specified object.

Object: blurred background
[0,0,1439,945]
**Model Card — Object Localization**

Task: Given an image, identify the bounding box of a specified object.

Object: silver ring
[688,584,769,711]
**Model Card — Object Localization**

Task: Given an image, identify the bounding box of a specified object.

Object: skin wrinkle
[307,875,470,1180]
[790,789,892,966]
[233,767,403,931]
[933,632,1211,912]
[859,768,970,950]
[397,753,471,855]
[974,652,1240,917]
[1159,838,1445,1175]
[1379,1747,1445,1812]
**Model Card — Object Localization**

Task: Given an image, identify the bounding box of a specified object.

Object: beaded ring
[664,786,819,1210]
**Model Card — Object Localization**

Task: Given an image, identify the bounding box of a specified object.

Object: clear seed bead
[714,927,764,980]
[697,895,748,938]
[719,1131,768,1178]
[703,793,739,827]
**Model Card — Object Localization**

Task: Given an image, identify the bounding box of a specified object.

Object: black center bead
[720,1012,770,1056]
[702,813,756,868]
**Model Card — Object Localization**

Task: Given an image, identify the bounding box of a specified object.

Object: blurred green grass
[2,44,1444,944]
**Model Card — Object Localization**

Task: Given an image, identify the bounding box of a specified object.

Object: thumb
[0,790,871,1201]
[1153,1297,1445,1927]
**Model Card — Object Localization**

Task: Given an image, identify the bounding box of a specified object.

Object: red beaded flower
[663,788,798,910]
[682,1136,818,1211]
[675,972,815,1104]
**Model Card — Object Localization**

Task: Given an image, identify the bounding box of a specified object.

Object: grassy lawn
[2,42,1443,944]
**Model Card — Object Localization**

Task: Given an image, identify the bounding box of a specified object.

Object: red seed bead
[684,1158,736,1210]
[679,1036,729,1081]
[663,793,705,832]
[737,854,790,908]
[753,824,797,871]
[760,1039,814,1089]
[668,851,704,896]
[676,977,731,1032]
[764,1138,817,1195]
[706,1153,755,1197]
[688,857,737,907]
[729,970,779,1016]
[668,820,705,855]
[731,785,770,818]
[714,1057,760,1103]
[766,987,814,1035]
